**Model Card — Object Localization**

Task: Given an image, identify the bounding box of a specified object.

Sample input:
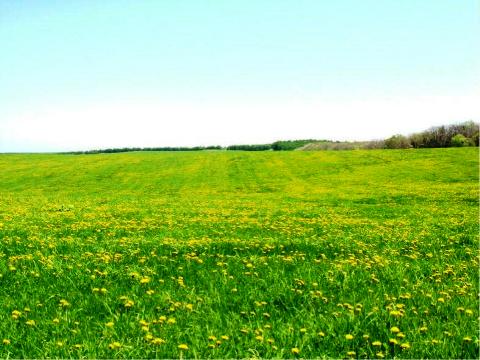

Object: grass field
[0,148,478,358]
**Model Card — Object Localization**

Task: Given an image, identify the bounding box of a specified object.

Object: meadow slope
[0,148,478,358]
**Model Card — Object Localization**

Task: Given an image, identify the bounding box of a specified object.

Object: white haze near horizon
[0,94,478,153]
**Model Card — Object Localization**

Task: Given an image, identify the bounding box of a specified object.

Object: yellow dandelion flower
[52,318,60,324]
[151,338,165,345]
[400,342,410,350]
[346,351,356,357]
[208,336,217,341]
[26,320,35,326]
[167,317,176,325]
[372,341,382,346]
[300,328,307,333]
[2,339,10,345]
[255,335,264,341]
[390,326,400,333]
[108,342,121,350]
[221,335,229,340]
[140,277,150,284]
[420,326,428,332]
[376,352,385,358]
[291,347,300,355]
[11,310,21,320]
[59,299,70,307]
[463,336,472,342]
[345,334,354,340]
[318,331,325,337]
[56,341,64,347]
[105,321,114,328]
[389,338,398,345]
[465,309,473,316]
[178,344,189,350]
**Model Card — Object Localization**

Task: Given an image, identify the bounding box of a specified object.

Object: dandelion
[26,319,35,326]
[2,339,10,345]
[291,347,300,355]
[318,331,325,337]
[345,334,354,340]
[108,342,121,350]
[255,335,264,342]
[151,338,165,345]
[372,341,382,346]
[59,299,70,307]
[221,335,229,340]
[346,351,356,357]
[167,317,176,325]
[376,352,385,358]
[389,338,398,345]
[400,342,410,350]
[463,336,472,342]
[11,310,21,320]
[105,321,114,327]
[390,326,400,333]
[178,344,189,350]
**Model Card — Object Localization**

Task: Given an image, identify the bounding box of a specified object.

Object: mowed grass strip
[0,148,478,358]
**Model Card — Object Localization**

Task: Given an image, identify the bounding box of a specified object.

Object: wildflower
[345,334,354,340]
[346,351,356,357]
[221,335,229,340]
[59,299,70,307]
[291,347,300,355]
[108,342,121,350]
[178,344,189,350]
[56,341,64,347]
[208,336,217,341]
[419,326,428,332]
[318,331,325,337]
[26,320,35,326]
[167,317,176,325]
[11,310,21,319]
[372,341,382,346]
[105,321,114,327]
[255,335,264,341]
[376,352,385,358]
[390,326,400,333]
[146,289,155,295]
[463,336,472,342]
[465,309,473,316]
[140,277,150,284]
[300,328,307,334]
[400,342,410,350]
[2,339,10,345]
[151,338,165,345]
[389,338,398,345]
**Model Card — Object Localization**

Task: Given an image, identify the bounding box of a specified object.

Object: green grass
[0,148,478,358]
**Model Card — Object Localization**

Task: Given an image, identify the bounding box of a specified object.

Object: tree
[451,134,473,147]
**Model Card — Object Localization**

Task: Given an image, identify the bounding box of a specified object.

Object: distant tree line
[384,121,479,149]
[66,121,478,154]
[68,145,222,154]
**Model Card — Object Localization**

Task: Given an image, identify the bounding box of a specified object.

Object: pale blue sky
[0,0,479,152]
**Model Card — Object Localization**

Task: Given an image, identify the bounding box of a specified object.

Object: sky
[0,0,479,152]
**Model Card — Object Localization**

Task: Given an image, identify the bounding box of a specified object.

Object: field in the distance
[0,148,478,358]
